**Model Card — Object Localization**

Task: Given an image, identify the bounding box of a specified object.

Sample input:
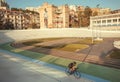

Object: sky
[6,0,120,10]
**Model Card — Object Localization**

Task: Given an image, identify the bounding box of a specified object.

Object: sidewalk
[0,49,109,82]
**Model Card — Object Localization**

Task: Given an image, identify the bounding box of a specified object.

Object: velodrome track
[0,28,120,68]
[0,28,119,82]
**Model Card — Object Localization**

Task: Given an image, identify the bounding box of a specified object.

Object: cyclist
[68,61,77,74]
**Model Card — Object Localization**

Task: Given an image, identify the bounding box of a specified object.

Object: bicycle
[65,67,81,79]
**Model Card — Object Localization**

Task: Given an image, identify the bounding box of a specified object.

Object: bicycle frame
[65,68,81,79]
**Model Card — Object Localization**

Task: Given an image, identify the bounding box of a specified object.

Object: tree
[11,8,20,11]
[78,11,84,27]
[84,6,92,17]
[11,8,39,14]
[84,6,92,26]
[3,20,14,30]
[92,11,98,16]
[30,23,39,29]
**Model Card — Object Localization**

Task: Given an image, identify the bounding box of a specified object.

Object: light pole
[90,16,95,44]
[95,4,103,41]
[92,25,94,44]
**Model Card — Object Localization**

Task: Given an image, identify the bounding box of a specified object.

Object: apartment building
[0,9,40,29]
[39,2,69,28]
[2,10,29,29]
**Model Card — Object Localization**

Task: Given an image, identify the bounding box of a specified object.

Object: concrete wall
[0,28,120,44]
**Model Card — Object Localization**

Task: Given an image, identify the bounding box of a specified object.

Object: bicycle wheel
[74,71,81,79]
[65,68,70,76]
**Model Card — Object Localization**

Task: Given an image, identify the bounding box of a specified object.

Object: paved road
[0,49,109,82]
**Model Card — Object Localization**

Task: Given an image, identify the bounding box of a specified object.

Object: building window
[119,19,120,22]
[113,19,117,22]
[7,15,9,18]
[107,20,111,23]
[97,20,101,24]
[92,21,96,24]
[102,20,106,23]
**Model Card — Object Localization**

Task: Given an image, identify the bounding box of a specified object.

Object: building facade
[0,0,40,30]
[39,2,69,28]
[0,0,9,9]
[1,10,29,29]
[90,13,120,30]
[0,9,40,29]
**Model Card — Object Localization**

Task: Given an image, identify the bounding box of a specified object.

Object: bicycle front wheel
[74,71,81,79]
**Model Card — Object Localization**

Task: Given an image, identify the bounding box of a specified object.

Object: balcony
[54,9,62,14]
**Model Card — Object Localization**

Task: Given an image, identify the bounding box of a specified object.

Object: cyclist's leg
[65,68,72,76]
[70,69,75,74]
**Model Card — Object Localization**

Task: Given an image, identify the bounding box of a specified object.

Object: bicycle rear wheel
[65,68,70,76]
